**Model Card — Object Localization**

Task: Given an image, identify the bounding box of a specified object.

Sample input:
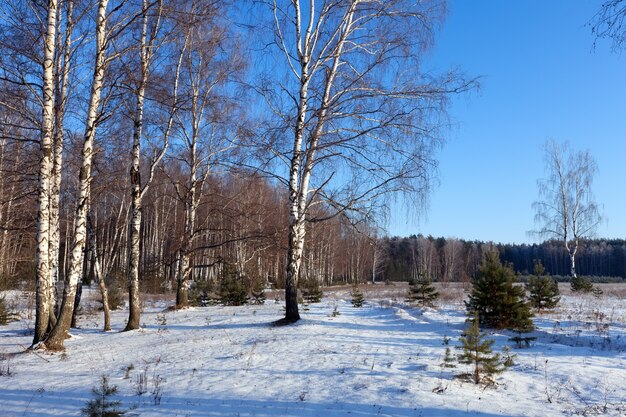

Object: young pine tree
[457,316,504,385]
[219,263,248,306]
[0,297,17,325]
[81,375,126,417]
[526,261,560,311]
[570,276,594,293]
[350,284,365,308]
[302,279,323,304]
[406,273,439,307]
[466,251,533,332]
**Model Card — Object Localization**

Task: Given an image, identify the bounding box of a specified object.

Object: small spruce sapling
[526,260,560,311]
[350,284,365,307]
[456,315,504,385]
[82,375,126,417]
[406,273,439,307]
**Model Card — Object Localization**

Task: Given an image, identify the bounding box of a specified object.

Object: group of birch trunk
[0,0,470,349]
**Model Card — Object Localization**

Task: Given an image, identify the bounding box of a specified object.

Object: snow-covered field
[0,286,625,417]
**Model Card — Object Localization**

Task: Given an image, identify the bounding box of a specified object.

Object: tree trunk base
[273,315,300,326]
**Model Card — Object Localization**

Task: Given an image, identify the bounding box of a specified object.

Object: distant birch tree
[261,0,473,323]
[171,0,243,308]
[532,140,602,278]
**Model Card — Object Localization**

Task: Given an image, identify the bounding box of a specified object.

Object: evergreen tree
[250,281,267,305]
[350,284,365,307]
[570,276,594,293]
[0,296,17,325]
[442,347,456,368]
[456,316,504,385]
[302,279,323,303]
[406,273,439,307]
[81,375,126,417]
[219,263,248,306]
[526,261,560,310]
[466,251,533,331]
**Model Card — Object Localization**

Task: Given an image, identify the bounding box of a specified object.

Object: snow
[0,288,625,416]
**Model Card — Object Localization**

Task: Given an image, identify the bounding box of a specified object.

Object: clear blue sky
[388,0,626,244]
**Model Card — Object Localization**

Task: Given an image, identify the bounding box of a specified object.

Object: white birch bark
[88,215,111,331]
[49,0,74,326]
[282,0,357,322]
[33,0,59,345]
[44,0,109,351]
[125,0,169,330]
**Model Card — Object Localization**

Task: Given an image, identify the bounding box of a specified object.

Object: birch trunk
[124,0,150,331]
[44,0,109,351]
[33,0,59,345]
[88,215,111,331]
[282,0,356,323]
[48,0,74,327]
[125,0,170,330]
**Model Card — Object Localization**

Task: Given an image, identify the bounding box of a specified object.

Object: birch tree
[49,0,78,326]
[591,0,626,51]
[171,0,242,308]
[43,0,110,350]
[263,0,472,323]
[33,0,60,344]
[124,0,172,330]
[532,140,602,278]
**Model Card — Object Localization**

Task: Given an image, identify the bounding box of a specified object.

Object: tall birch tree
[33,0,60,344]
[172,0,241,308]
[532,140,602,278]
[263,0,473,323]
[43,0,110,350]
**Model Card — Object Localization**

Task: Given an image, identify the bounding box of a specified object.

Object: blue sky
[388,0,626,244]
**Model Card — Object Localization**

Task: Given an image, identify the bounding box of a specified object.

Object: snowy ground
[0,286,625,417]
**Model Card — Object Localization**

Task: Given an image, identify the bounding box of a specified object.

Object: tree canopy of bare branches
[532,140,602,278]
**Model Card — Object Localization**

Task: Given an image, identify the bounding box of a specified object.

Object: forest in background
[382,235,626,284]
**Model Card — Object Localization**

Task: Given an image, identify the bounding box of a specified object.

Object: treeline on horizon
[381,235,626,283]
